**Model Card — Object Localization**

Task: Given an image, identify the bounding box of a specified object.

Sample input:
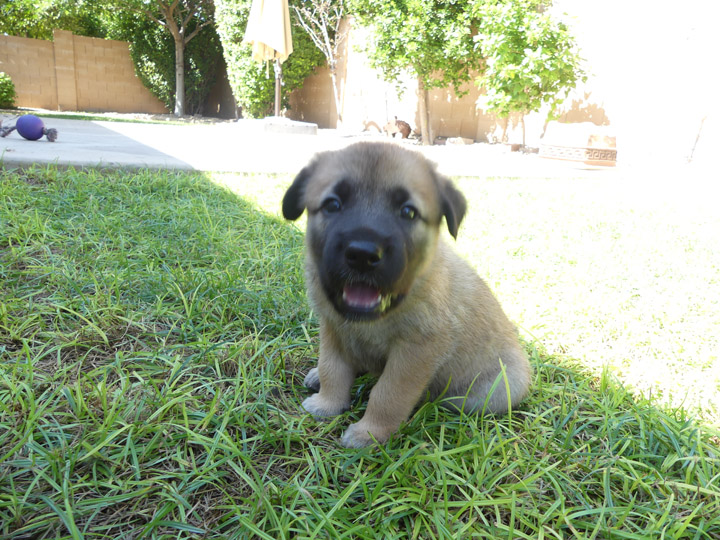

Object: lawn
[1,165,718,539]
[1,108,223,126]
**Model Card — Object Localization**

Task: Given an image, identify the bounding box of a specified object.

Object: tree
[215,0,325,119]
[291,0,348,127]
[106,9,223,115]
[113,1,216,116]
[472,0,586,144]
[349,0,482,145]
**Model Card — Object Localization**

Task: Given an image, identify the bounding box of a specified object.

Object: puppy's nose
[345,240,383,272]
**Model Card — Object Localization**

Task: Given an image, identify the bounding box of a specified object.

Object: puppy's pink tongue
[343,284,381,309]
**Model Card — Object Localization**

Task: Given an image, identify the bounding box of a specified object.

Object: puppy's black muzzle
[322,223,406,321]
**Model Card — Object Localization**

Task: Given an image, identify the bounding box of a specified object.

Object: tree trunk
[174,36,185,117]
[417,78,432,145]
[501,117,509,143]
[329,69,343,128]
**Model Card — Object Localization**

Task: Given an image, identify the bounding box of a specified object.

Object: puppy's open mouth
[338,283,401,320]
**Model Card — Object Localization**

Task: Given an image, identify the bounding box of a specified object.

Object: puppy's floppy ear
[282,162,315,221]
[438,176,467,239]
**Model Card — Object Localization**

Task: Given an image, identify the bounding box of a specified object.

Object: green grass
[1,108,216,125]
[1,166,718,539]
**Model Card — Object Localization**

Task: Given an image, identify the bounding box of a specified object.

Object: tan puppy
[282,142,531,447]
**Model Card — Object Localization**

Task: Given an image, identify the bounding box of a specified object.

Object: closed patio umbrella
[243,0,294,117]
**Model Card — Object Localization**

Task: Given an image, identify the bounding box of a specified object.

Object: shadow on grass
[0,165,718,539]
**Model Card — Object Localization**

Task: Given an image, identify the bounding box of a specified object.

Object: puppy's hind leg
[444,346,531,415]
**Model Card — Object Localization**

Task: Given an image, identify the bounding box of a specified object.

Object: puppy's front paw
[303,367,321,392]
[302,393,348,418]
[340,421,391,448]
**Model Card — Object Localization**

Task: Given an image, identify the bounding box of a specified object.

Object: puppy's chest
[341,325,393,374]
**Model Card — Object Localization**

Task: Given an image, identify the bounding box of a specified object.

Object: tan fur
[283,142,531,448]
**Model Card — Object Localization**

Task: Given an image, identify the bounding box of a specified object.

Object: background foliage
[215,0,325,119]
[0,0,107,40]
[0,72,17,109]
[0,0,586,127]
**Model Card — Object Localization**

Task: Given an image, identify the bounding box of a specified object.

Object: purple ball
[16,115,45,141]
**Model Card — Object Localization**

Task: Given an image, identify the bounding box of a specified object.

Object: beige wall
[289,7,717,164]
[0,34,57,110]
[0,30,167,114]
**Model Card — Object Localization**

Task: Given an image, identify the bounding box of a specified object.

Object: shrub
[0,72,17,108]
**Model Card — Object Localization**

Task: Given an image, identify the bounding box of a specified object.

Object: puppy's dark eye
[322,197,342,214]
[400,204,418,220]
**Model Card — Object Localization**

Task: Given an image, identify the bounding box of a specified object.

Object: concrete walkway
[0,115,699,179]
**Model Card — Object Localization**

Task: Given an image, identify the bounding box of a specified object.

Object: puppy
[282,142,531,447]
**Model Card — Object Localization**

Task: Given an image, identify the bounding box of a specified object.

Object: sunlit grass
[453,175,720,425]
[1,166,718,538]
